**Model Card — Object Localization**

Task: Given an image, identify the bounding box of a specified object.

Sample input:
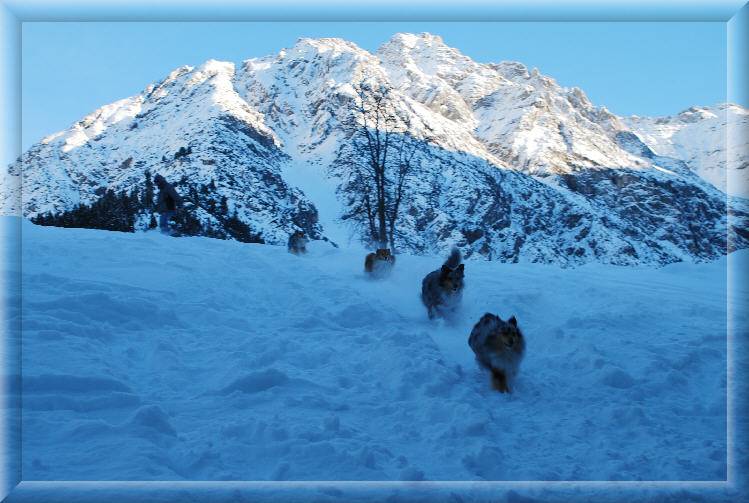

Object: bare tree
[340,82,418,250]
[386,128,417,249]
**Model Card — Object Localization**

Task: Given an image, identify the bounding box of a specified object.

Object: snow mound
[218,369,290,395]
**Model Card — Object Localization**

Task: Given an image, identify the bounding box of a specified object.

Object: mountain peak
[379,31,461,60]
[488,61,530,80]
[677,105,718,121]
[289,37,366,57]
[196,59,234,74]
[386,32,445,48]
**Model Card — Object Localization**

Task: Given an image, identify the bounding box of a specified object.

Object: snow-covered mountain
[2,32,747,265]
[624,104,749,198]
[2,60,321,243]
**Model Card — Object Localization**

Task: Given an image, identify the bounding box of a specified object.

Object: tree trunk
[377,165,387,247]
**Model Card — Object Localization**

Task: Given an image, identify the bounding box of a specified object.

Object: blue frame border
[2,1,748,501]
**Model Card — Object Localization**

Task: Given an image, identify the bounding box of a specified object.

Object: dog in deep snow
[421,247,464,319]
[287,230,309,255]
[364,248,396,278]
[468,313,525,393]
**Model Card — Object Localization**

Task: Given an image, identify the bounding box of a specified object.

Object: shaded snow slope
[11,221,737,481]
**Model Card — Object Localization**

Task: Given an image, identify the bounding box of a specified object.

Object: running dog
[468,313,525,393]
[287,230,309,255]
[364,248,396,278]
[420,248,464,319]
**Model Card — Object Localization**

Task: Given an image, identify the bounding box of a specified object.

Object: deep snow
[10,220,738,481]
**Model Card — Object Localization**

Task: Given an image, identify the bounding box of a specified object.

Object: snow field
[11,220,738,481]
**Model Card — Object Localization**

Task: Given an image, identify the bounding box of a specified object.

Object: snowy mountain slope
[235,34,746,264]
[2,60,321,243]
[624,104,749,198]
[237,37,501,164]
[377,32,645,175]
[233,36,507,245]
[11,219,735,481]
[2,33,747,264]
[336,139,743,265]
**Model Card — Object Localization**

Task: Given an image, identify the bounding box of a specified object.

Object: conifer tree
[143,170,154,209]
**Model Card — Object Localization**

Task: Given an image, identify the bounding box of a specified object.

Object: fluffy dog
[421,248,464,319]
[364,248,396,278]
[287,230,309,255]
[468,313,525,393]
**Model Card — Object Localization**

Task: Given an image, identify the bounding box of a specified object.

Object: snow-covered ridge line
[2,32,748,265]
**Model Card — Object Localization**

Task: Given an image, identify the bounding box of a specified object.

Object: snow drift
[9,219,734,481]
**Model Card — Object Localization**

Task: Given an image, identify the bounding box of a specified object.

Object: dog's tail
[443,247,462,269]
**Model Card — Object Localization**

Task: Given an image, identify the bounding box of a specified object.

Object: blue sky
[22,21,729,151]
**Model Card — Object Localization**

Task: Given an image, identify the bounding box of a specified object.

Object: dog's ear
[508,315,517,327]
[457,264,465,272]
[441,264,450,275]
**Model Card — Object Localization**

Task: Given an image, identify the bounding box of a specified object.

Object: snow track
[10,220,738,481]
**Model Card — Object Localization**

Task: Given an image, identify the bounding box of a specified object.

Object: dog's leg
[491,369,509,393]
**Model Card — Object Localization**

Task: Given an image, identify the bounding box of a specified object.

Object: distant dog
[421,248,464,319]
[468,313,525,393]
[287,230,309,255]
[364,248,396,278]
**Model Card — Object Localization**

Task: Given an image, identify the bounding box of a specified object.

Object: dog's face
[293,231,308,243]
[439,263,464,293]
[376,248,391,260]
[490,316,523,352]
